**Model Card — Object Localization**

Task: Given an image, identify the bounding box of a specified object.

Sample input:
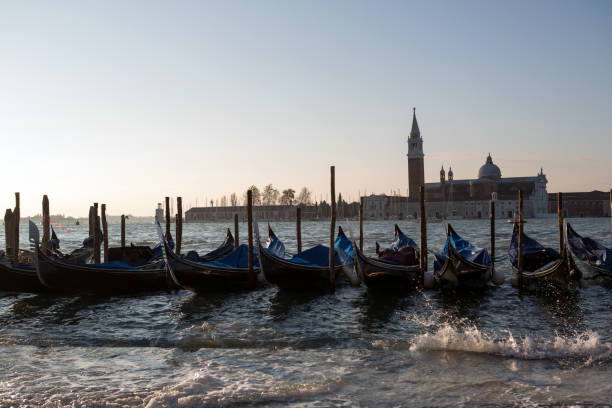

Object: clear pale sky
[1,0,610,216]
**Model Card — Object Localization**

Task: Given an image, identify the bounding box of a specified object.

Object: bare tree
[262,184,279,205]
[243,186,261,205]
[280,188,295,205]
[220,195,228,207]
[297,187,312,205]
[230,193,238,207]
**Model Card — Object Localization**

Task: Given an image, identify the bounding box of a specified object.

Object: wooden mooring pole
[490,196,495,271]
[296,207,302,254]
[13,193,19,262]
[4,209,13,262]
[247,190,255,286]
[359,197,364,251]
[176,197,183,255]
[234,213,239,248]
[419,185,426,286]
[165,197,171,241]
[329,166,336,294]
[518,190,524,288]
[101,204,109,262]
[121,215,126,248]
[93,203,101,263]
[42,195,50,256]
[88,206,95,237]
[557,192,564,253]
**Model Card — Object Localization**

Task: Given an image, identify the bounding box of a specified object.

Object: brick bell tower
[407,107,424,200]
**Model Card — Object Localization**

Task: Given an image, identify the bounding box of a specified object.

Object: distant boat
[75,220,80,226]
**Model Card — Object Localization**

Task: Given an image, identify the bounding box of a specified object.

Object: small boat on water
[0,227,94,293]
[508,222,583,292]
[30,221,171,293]
[159,222,267,293]
[566,223,612,283]
[434,224,503,288]
[259,226,357,290]
[353,224,422,290]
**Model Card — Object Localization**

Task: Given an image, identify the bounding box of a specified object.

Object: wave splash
[408,324,610,361]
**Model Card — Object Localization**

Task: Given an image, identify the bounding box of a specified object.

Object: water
[1,218,611,407]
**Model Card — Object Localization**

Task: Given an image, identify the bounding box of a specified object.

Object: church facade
[364,109,549,219]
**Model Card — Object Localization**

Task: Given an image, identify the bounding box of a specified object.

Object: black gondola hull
[353,243,420,290]
[163,238,258,293]
[515,251,582,292]
[0,262,49,293]
[35,249,170,293]
[259,243,347,290]
[436,232,491,289]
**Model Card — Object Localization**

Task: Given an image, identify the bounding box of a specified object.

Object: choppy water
[1,218,611,407]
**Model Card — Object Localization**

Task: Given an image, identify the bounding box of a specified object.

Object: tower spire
[410,107,420,139]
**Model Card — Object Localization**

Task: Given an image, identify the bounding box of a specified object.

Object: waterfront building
[185,204,319,222]
[548,191,610,217]
[363,109,550,219]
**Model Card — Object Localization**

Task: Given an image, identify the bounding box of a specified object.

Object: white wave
[144,371,344,408]
[408,324,612,360]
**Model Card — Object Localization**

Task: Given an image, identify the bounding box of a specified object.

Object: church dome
[478,153,501,180]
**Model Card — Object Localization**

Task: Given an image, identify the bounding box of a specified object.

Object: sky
[1,0,610,216]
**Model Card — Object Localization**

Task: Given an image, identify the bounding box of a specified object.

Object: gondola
[30,221,171,293]
[353,224,421,290]
[258,225,357,290]
[434,224,500,288]
[508,222,582,291]
[0,227,93,293]
[0,262,49,293]
[566,223,611,282]
[159,222,270,293]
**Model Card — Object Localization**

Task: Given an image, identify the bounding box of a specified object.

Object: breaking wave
[406,324,612,361]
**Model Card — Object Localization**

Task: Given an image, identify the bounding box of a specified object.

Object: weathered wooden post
[490,196,495,271]
[13,193,20,261]
[557,192,564,253]
[165,197,171,241]
[93,203,101,263]
[329,166,336,293]
[234,213,239,248]
[518,190,524,288]
[609,189,612,218]
[101,204,109,262]
[176,197,183,255]
[359,197,364,251]
[419,185,427,286]
[247,190,255,286]
[88,206,95,236]
[296,207,302,254]
[42,195,50,255]
[120,215,126,248]
[4,209,14,261]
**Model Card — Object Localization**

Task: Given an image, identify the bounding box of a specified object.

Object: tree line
[199,187,359,217]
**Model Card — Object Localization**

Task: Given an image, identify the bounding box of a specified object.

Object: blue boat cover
[390,229,418,251]
[202,244,260,268]
[266,230,286,259]
[567,225,612,271]
[184,229,235,263]
[508,223,559,269]
[84,261,138,270]
[434,226,491,272]
[265,229,354,267]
